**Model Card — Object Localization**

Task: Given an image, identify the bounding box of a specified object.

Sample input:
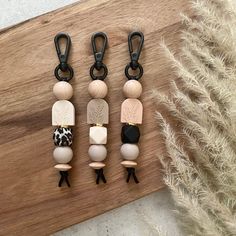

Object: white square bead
[89,126,107,144]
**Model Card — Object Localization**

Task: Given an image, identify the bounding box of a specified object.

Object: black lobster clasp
[125,31,144,80]
[90,32,108,80]
[54,32,74,81]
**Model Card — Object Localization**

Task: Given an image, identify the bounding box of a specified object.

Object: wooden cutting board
[0,0,190,235]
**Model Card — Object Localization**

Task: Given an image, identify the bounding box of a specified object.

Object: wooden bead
[54,164,72,171]
[121,160,137,168]
[53,147,73,163]
[52,100,75,126]
[89,126,107,144]
[123,80,142,98]
[121,98,143,124]
[87,99,109,125]
[88,80,108,98]
[89,162,106,169]
[53,81,73,100]
[120,144,139,160]
[88,145,107,162]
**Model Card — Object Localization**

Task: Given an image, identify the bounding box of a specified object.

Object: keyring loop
[90,63,108,80]
[54,64,74,82]
[125,63,143,80]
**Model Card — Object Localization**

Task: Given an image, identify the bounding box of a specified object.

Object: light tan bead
[120,144,139,160]
[53,81,73,100]
[52,100,75,126]
[121,98,143,124]
[88,145,107,162]
[121,160,137,168]
[88,80,108,98]
[54,164,72,171]
[87,99,109,125]
[89,162,106,169]
[89,126,107,144]
[53,146,73,164]
[123,80,142,98]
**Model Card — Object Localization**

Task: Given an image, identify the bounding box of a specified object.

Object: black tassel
[95,168,107,184]
[126,168,139,184]
[58,171,71,187]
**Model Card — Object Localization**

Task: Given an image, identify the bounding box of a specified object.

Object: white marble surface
[0,1,181,235]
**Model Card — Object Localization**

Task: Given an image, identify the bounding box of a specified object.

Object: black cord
[95,168,107,184]
[126,168,139,184]
[58,171,71,187]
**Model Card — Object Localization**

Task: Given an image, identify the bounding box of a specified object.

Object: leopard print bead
[53,127,73,146]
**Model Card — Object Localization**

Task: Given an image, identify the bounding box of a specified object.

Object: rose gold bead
[88,80,108,98]
[123,80,142,98]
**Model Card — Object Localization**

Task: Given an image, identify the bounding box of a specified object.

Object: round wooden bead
[121,160,137,168]
[120,144,139,160]
[88,80,108,98]
[54,164,72,171]
[53,81,73,100]
[88,145,107,162]
[53,147,73,164]
[89,162,106,169]
[123,80,142,98]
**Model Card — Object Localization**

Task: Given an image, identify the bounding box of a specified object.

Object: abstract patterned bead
[121,124,140,143]
[53,127,73,146]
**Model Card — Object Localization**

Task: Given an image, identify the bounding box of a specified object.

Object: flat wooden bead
[87,99,109,125]
[89,126,107,144]
[120,144,139,160]
[88,80,108,98]
[52,100,75,126]
[121,98,143,124]
[54,164,72,171]
[89,162,106,169]
[123,80,142,98]
[53,81,73,100]
[121,160,137,168]
[53,146,73,164]
[88,145,107,162]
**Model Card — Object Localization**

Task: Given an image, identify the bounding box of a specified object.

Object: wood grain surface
[0,0,191,235]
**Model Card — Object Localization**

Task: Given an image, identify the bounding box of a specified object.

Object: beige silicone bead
[89,126,107,144]
[54,164,72,171]
[88,80,108,98]
[120,144,139,160]
[89,162,106,169]
[88,145,107,162]
[123,80,142,98]
[53,146,73,164]
[53,81,73,100]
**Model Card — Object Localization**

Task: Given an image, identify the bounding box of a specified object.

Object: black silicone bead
[121,124,140,143]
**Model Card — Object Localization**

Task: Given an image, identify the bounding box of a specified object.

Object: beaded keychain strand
[120,32,144,183]
[52,33,75,187]
[87,32,109,184]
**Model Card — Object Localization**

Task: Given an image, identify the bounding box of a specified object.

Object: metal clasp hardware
[125,31,144,80]
[90,32,108,80]
[54,33,74,81]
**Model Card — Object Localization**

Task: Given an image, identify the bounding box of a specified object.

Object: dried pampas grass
[153,0,236,235]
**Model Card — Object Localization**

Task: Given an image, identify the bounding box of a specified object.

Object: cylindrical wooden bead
[88,145,107,162]
[53,146,73,163]
[88,80,108,98]
[120,143,139,160]
[123,80,142,98]
[89,162,106,169]
[121,160,137,168]
[53,81,73,100]
[54,164,72,171]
